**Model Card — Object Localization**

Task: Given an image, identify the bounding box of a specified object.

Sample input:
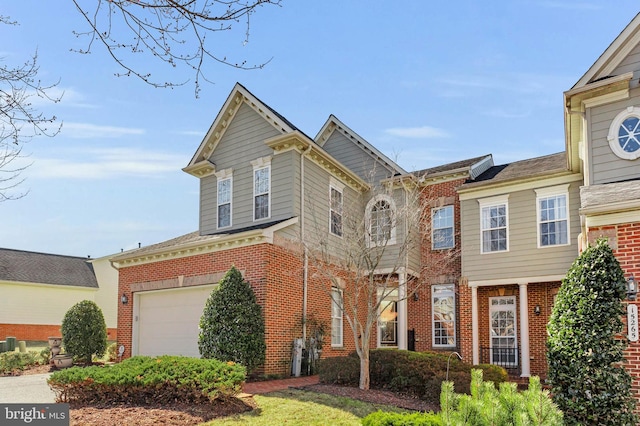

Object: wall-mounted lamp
[627,275,637,301]
[534,305,541,316]
[121,293,129,305]
[413,292,419,302]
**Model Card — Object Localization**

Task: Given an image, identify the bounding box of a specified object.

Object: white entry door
[489,296,518,367]
[134,285,216,357]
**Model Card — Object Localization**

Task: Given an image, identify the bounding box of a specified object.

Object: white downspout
[301,144,313,342]
[472,285,479,365]
[519,282,531,377]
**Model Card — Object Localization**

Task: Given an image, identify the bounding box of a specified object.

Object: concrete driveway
[0,373,56,403]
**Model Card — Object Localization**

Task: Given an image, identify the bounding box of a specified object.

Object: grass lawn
[203,389,410,426]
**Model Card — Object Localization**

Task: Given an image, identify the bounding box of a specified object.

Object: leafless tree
[0,16,61,201]
[71,0,281,96]
[303,176,459,390]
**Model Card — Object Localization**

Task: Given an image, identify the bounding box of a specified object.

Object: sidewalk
[242,375,319,395]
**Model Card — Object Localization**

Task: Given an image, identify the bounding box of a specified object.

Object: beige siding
[587,87,640,185]
[91,257,119,329]
[200,102,287,234]
[322,131,395,183]
[0,282,96,325]
[461,181,581,282]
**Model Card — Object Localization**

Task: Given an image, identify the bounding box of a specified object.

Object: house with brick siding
[0,249,118,341]
[111,83,444,375]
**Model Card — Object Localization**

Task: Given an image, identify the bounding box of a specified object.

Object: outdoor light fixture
[627,275,637,301]
[121,293,129,305]
[534,305,541,316]
[413,292,419,302]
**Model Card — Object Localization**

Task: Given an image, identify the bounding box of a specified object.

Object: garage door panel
[136,285,215,358]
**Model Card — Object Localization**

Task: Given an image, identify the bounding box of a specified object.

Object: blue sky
[1,1,638,258]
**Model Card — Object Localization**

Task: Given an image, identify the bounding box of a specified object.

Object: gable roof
[0,248,98,288]
[573,13,640,89]
[184,83,305,177]
[458,152,569,191]
[314,115,407,176]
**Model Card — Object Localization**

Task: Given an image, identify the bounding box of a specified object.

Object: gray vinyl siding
[587,86,640,185]
[461,181,581,282]
[200,102,291,235]
[322,131,396,183]
[611,43,640,84]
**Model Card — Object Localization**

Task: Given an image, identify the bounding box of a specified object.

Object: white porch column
[398,271,408,350]
[518,283,531,377]
[472,285,479,365]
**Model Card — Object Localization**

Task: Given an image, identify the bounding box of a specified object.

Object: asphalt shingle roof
[413,154,492,178]
[0,248,98,288]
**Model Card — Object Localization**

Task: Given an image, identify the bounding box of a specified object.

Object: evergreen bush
[198,266,266,373]
[547,239,638,425]
[61,300,108,364]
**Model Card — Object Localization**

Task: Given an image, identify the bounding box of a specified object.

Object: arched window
[367,195,396,246]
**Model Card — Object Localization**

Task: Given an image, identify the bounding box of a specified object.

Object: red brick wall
[589,222,640,405]
[409,178,465,354]
[0,324,117,342]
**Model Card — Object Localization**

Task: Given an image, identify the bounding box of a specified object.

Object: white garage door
[135,285,216,358]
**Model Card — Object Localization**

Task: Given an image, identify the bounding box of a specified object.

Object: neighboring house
[0,249,118,341]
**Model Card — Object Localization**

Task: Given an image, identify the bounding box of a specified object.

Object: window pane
[255,194,268,219]
[218,204,230,228]
[331,289,343,346]
[538,194,568,246]
[330,188,343,236]
[432,284,455,346]
[371,200,392,244]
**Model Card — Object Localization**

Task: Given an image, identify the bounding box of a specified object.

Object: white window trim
[366,194,397,248]
[251,157,272,222]
[479,194,509,254]
[331,287,343,348]
[329,177,345,237]
[432,284,456,348]
[607,106,640,160]
[215,168,233,230]
[432,205,455,250]
[535,184,570,249]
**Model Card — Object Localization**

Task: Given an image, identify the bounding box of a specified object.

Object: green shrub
[362,410,442,426]
[0,352,46,375]
[320,349,507,404]
[318,355,360,385]
[199,266,266,373]
[106,343,118,362]
[61,300,108,364]
[439,369,563,426]
[547,239,638,425]
[47,355,246,404]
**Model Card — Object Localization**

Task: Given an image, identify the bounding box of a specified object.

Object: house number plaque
[628,304,638,342]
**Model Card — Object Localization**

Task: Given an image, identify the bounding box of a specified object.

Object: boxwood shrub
[319,349,507,404]
[47,355,246,405]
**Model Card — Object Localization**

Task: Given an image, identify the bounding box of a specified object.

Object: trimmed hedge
[47,355,246,405]
[319,349,507,404]
[362,410,443,426]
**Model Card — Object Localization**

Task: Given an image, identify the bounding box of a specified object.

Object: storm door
[489,296,518,367]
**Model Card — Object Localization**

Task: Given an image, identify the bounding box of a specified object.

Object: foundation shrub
[61,300,108,364]
[47,355,246,405]
[320,349,507,404]
[0,351,47,375]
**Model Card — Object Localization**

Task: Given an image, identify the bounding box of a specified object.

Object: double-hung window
[330,180,344,237]
[251,157,271,221]
[331,287,343,347]
[215,169,233,229]
[432,205,454,249]
[535,185,569,247]
[432,284,456,347]
[479,195,509,253]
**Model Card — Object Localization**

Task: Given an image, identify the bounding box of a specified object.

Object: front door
[489,296,518,367]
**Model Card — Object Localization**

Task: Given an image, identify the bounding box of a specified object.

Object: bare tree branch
[71,0,281,96]
[0,15,62,201]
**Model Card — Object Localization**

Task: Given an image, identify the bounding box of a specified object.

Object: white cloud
[61,122,145,139]
[385,126,451,139]
[30,147,185,179]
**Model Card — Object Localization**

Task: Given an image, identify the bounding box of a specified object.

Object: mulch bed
[4,365,438,425]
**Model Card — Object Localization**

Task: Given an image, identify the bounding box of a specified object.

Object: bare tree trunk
[359,346,370,390]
